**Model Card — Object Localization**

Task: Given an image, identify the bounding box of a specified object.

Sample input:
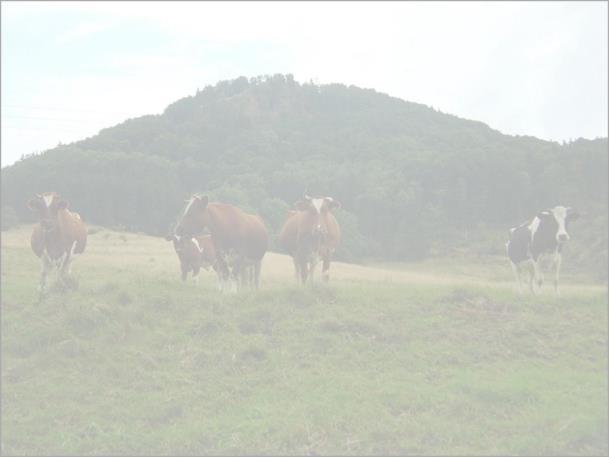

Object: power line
[2,125,95,134]
[5,114,111,123]
[2,114,106,123]
[1,103,135,116]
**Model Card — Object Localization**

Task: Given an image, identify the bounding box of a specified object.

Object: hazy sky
[1,1,607,167]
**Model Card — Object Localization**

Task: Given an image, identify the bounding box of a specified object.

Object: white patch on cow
[311,198,324,214]
[551,205,569,242]
[191,237,203,254]
[43,194,53,208]
[183,197,195,217]
[528,217,540,240]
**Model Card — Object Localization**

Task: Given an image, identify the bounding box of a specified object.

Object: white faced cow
[27,192,87,297]
[278,194,341,284]
[506,206,580,295]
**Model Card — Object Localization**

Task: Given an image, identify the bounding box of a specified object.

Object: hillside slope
[1,74,607,269]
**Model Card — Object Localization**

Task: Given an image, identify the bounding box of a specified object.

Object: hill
[1,225,607,454]
[1,74,607,274]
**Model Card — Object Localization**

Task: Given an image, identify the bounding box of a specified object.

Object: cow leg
[298,259,309,285]
[234,257,246,292]
[62,241,78,276]
[192,267,200,286]
[292,257,301,284]
[241,263,253,290]
[535,256,545,291]
[530,260,541,295]
[226,261,239,293]
[553,252,562,296]
[226,252,241,293]
[38,253,53,300]
[246,263,254,289]
[510,261,523,295]
[322,256,331,282]
[181,265,188,282]
[308,261,316,284]
[523,259,535,294]
[300,258,309,284]
[60,255,72,291]
[253,260,262,290]
[238,264,248,290]
[214,267,223,291]
[308,254,320,284]
[215,254,230,293]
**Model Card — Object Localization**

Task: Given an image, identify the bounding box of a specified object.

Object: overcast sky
[1,1,607,167]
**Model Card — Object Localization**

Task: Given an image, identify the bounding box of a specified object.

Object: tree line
[2,74,607,276]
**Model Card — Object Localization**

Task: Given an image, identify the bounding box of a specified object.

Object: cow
[173,195,268,291]
[278,194,341,284]
[27,192,87,297]
[165,233,222,286]
[506,205,580,295]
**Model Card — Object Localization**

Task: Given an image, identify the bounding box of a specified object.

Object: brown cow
[27,192,87,296]
[278,194,341,284]
[174,196,268,291]
[165,234,222,286]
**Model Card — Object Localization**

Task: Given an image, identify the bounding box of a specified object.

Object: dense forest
[2,74,607,277]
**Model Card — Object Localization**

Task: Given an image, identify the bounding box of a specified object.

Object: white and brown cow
[165,233,221,286]
[506,205,580,295]
[174,196,268,291]
[27,192,87,296]
[278,194,341,284]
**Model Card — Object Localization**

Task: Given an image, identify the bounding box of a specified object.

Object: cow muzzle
[557,233,569,243]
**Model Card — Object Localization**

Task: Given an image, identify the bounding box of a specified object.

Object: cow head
[165,234,187,254]
[294,194,341,238]
[174,195,209,237]
[165,233,210,266]
[537,206,580,244]
[27,192,69,232]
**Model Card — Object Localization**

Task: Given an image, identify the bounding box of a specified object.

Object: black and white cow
[506,206,580,295]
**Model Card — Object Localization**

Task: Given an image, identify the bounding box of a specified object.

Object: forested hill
[1,74,607,268]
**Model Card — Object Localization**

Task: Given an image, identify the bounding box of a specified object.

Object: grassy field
[1,225,607,455]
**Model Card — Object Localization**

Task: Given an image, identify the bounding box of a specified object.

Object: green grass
[1,226,607,455]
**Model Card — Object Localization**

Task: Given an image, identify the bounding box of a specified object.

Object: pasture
[1,225,607,455]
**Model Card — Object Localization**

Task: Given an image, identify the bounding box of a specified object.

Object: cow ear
[326,198,341,210]
[56,200,69,210]
[194,195,209,209]
[537,210,551,219]
[567,209,580,221]
[27,198,42,210]
[294,200,310,211]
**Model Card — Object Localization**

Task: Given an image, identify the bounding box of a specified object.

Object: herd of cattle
[25,192,579,297]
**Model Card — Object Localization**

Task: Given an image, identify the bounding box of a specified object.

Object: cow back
[206,203,268,261]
